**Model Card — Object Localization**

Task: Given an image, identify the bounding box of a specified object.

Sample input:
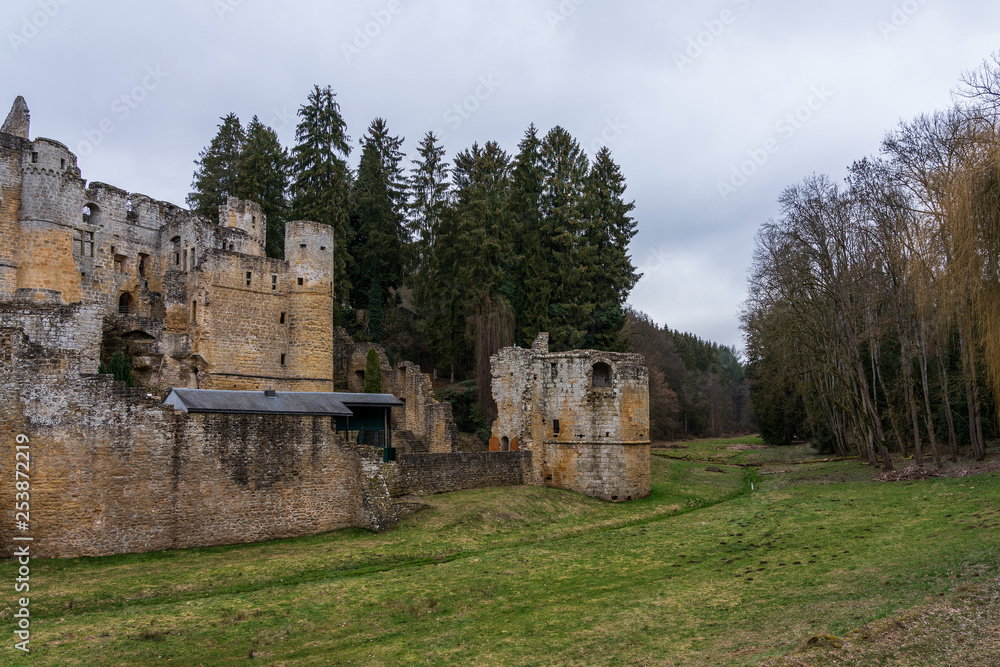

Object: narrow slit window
[280,353,286,366]
[271,275,278,291]
[246,271,252,287]
[553,419,560,435]
[280,312,286,324]
[297,277,304,286]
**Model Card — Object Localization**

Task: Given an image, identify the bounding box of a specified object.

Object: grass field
[3,438,999,665]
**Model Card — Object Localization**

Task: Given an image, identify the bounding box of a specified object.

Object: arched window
[592,362,613,388]
[82,203,100,226]
[118,292,135,315]
[501,436,510,452]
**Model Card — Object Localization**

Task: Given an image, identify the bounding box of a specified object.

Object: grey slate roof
[334,393,405,407]
[163,388,402,416]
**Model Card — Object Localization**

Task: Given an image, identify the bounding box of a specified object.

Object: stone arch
[82,203,101,226]
[592,361,613,388]
[500,436,510,451]
[118,292,135,315]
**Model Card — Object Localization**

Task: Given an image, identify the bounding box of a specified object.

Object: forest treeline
[742,54,1000,466]
[187,85,751,437]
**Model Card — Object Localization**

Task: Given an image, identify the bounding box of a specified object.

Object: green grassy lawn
[3,441,999,666]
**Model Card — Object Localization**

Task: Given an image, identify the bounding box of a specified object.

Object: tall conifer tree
[290,85,353,305]
[349,118,406,312]
[583,146,641,349]
[235,116,290,258]
[536,125,592,351]
[187,113,244,220]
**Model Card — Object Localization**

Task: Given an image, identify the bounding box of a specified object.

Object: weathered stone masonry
[0,305,394,559]
[490,333,651,502]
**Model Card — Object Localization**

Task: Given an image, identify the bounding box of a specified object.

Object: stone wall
[334,332,459,453]
[382,451,531,498]
[0,307,394,559]
[0,103,337,394]
[531,443,650,502]
[490,333,651,502]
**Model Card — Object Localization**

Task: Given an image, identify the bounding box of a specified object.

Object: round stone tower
[284,220,335,389]
[17,138,84,304]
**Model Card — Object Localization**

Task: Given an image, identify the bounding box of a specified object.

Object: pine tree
[363,348,383,393]
[289,85,354,305]
[583,147,641,350]
[536,126,592,351]
[452,142,514,419]
[406,131,449,277]
[508,124,545,346]
[235,117,290,258]
[187,113,245,220]
[349,118,406,311]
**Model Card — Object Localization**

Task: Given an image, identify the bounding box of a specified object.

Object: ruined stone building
[0,98,647,560]
[490,333,651,501]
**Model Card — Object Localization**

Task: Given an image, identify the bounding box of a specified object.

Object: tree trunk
[937,352,959,462]
[917,323,943,469]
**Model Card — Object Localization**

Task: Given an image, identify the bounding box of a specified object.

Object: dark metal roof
[334,392,405,408]
[164,389,357,416]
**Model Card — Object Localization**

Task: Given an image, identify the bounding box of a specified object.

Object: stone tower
[15,136,85,304]
[490,333,651,502]
[284,220,335,389]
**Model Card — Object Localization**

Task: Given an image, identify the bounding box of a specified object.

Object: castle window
[228,243,234,251]
[118,292,135,315]
[246,271,252,287]
[280,312,286,324]
[191,300,198,323]
[81,272,86,283]
[320,246,326,251]
[592,362,613,388]
[137,253,148,277]
[271,275,278,291]
[73,230,94,258]
[60,158,65,169]
[280,353,286,366]
[190,247,196,268]
[251,215,257,230]
[82,204,100,226]
[182,249,188,271]
[553,420,560,435]
[114,254,127,273]
[174,252,180,266]
[297,277,304,286]
[551,362,558,379]
[30,152,38,163]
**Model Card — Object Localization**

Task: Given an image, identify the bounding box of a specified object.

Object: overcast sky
[3,0,998,350]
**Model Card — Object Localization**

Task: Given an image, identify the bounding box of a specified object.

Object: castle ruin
[0,97,648,559]
[490,333,651,501]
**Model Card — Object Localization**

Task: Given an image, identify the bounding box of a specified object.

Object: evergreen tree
[289,85,354,306]
[108,350,135,387]
[508,124,545,346]
[536,126,593,351]
[582,146,641,349]
[452,142,515,419]
[235,116,290,258]
[187,113,244,220]
[363,348,383,393]
[367,266,384,343]
[349,118,406,312]
[406,131,449,277]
